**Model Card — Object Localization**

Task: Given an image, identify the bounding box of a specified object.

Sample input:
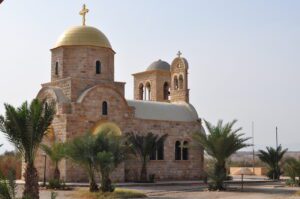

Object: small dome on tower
[53,26,112,49]
[146,59,170,71]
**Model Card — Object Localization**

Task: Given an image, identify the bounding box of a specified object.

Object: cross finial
[177,51,182,58]
[79,4,89,26]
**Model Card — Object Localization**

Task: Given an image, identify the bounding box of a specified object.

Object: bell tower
[170,51,189,103]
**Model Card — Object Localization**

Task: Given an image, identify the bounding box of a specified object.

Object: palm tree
[0,99,55,199]
[40,142,66,181]
[284,157,300,185]
[257,145,288,180]
[126,132,168,182]
[193,119,251,190]
[94,131,125,192]
[65,133,99,192]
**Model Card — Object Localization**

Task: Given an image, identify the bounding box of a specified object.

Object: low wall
[229,167,268,176]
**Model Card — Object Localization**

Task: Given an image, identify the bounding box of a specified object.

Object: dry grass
[70,188,147,199]
[294,190,300,196]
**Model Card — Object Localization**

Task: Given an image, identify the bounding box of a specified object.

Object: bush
[285,178,299,186]
[51,192,57,199]
[47,179,66,190]
[284,157,300,186]
[0,169,17,199]
[149,174,155,183]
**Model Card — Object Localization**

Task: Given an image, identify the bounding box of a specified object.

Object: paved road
[16,182,300,199]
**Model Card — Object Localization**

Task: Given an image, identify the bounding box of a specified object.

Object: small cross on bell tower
[177,51,182,58]
[79,4,89,26]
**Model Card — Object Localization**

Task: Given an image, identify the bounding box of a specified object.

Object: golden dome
[54,25,112,49]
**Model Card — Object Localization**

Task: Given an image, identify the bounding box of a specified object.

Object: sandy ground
[16,182,300,199]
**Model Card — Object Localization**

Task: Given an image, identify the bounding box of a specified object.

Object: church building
[32,5,205,182]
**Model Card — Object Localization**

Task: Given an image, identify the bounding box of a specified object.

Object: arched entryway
[91,121,122,135]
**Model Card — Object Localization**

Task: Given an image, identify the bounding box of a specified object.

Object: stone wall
[51,46,115,82]
[123,118,204,181]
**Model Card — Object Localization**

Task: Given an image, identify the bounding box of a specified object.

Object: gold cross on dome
[79,4,89,26]
[177,51,182,58]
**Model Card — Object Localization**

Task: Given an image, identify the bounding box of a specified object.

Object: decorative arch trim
[77,84,129,107]
[36,87,69,103]
[91,120,122,135]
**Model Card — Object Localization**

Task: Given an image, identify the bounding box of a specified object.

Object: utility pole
[274,126,279,181]
[252,122,255,173]
[276,126,278,149]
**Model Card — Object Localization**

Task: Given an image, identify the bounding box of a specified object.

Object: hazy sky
[0,1,299,154]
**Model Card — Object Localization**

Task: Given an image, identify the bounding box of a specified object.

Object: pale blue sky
[0,1,300,154]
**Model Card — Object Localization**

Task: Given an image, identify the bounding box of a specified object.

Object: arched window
[174,76,178,90]
[182,141,189,160]
[179,75,184,89]
[163,82,170,100]
[175,141,181,160]
[150,145,157,160]
[157,140,164,160]
[150,139,164,160]
[139,83,144,100]
[145,82,151,100]
[96,60,101,74]
[55,62,59,75]
[102,101,108,115]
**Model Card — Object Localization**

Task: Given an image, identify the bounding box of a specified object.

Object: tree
[0,99,55,199]
[66,131,126,193]
[257,145,288,180]
[65,133,99,192]
[284,157,300,185]
[94,131,125,192]
[40,142,66,181]
[126,132,168,182]
[193,119,250,190]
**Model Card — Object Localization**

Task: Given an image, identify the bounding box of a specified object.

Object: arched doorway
[91,121,122,135]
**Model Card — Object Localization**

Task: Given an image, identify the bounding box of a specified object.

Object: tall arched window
[150,145,157,160]
[55,62,59,75]
[174,76,179,90]
[145,82,151,100]
[157,140,164,160]
[163,82,170,100]
[175,141,181,160]
[96,60,101,74]
[102,101,108,115]
[139,83,144,100]
[150,139,164,160]
[182,141,189,160]
[179,75,184,89]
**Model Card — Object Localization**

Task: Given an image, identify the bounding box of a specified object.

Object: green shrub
[284,157,300,186]
[149,174,155,183]
[47,179,66,190]
[51,192,57,199]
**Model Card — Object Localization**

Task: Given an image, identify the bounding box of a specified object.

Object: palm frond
[0,99,56,165]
